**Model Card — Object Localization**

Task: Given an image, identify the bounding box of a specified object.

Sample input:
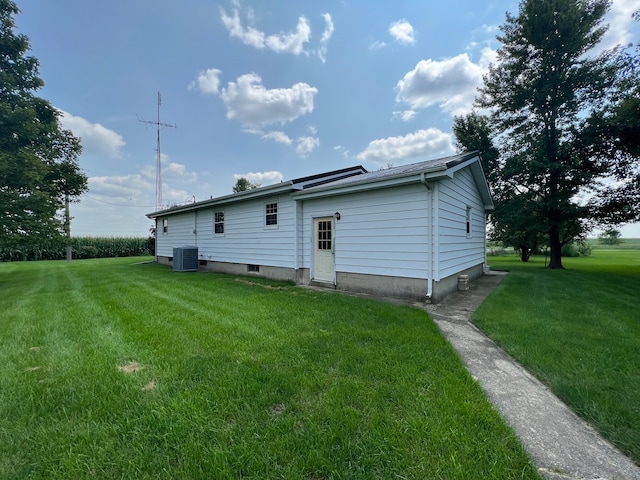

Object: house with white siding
[147,151,493,302]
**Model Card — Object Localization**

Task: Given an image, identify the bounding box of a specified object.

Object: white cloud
[356,129,454,164]
[389,19,416,45]
[163,162,198,183]
[140,154,197,184]
[58,110,125,158]
[334,144,350,158]
[369,40,387,50]
[265,16,311,55]
[220,7,312,55]
[262,131,293,145]
[392,110,416,122]
[87,172,189,207]
[296,136,320,157]
[219,73,318,127]
[220,8,265,49]
[395,53,487,116]
[189,68,222,94]
[478,46,497,68]
[317,13,334,62]
[233,171,283,186]
[599,0,640,51]
[89,174,152,199]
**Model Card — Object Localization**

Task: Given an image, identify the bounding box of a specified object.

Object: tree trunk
[518,245,532,262]
[547,227,564,269]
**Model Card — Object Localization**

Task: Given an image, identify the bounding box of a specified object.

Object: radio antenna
[139,91,176,211]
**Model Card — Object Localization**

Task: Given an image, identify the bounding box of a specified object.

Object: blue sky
[14,0,640,237]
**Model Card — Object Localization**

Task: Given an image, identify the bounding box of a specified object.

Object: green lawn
[476,250,640,464]
[0,257,539,479]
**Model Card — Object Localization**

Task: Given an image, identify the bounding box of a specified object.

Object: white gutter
[147,181,298,218]
[421,173,433,301]
[293,167,448,201]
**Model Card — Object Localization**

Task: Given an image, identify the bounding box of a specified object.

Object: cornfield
[0,237,153,262]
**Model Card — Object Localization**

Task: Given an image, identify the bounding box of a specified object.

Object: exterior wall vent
[173,246,199,272]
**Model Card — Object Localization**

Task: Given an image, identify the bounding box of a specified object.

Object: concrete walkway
[425,272,640,480]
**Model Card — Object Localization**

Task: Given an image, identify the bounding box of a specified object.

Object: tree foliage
[0,0,87,248]
[477,0,638,269]
[232,177,260,193]
[453,113,546,261]
[452,112,500,187]
[597,228,622,245]
[585,29,640,226]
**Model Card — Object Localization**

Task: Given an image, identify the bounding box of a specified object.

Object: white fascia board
[467,160,494,210]
[147,182,298,218]
[292,167,448,201]
[443,155,494,211]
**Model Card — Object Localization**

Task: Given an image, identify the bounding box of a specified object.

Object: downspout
[421,173,433,301]
[294,199,300,283]
[155,217,159,263]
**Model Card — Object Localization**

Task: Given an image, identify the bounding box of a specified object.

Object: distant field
[587,238,640,250]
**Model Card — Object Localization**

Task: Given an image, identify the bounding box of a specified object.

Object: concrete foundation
[431,264,484,303]
[198,260,298,283]
[335,271,427,301]
[155,256,484,304]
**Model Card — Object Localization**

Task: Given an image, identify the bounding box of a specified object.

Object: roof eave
[292,165,449,200]
[147,181,297,218]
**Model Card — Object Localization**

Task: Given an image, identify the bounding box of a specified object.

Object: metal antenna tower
[139,91,176,211]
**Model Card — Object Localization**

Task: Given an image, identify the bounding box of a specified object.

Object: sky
[13,0,640,238]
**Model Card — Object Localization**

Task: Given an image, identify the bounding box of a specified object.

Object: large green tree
[232,177,260,193]
[453,113,546,262]
[477,0,634,269]
[1,0,87,248]
[586,16,640,226]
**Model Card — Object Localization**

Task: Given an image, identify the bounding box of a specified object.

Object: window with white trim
[265,202,278,226]
[465,206,472,238]
[162,218,168,235]
[214,211,224,234]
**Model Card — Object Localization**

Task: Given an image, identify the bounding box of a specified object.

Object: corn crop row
[0,237,153,262]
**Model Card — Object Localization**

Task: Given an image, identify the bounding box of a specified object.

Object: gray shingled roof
[301,151,479,191]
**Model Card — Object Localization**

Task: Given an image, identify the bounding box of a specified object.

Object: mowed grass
[475,250,640,464]
[0,257,539,479]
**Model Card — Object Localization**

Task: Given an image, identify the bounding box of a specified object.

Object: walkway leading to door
[426,272,640,480]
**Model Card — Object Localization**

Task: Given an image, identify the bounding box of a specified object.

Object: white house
[147,151,494,302]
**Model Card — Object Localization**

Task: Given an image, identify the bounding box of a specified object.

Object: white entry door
[313,217,335,283]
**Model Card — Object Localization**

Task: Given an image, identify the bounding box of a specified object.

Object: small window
[162,218,168,234]
[466,206,472,238]
[265,202,278,226]
[214,211,224,234]
[248,264,260,273]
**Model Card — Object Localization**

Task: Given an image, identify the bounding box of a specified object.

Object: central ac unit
[173,246,198,272]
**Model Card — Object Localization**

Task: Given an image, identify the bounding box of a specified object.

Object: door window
[317,220,332,250]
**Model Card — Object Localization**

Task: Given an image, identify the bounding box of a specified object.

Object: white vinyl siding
[436,168,485,280]
[195,196,295,268]
[301,184,429,279]
[155,211,197,257]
